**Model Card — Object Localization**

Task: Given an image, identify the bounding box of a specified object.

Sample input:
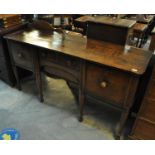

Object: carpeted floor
[0,75,122,140]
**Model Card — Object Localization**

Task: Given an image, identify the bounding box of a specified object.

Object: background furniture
[149,27,155,51]
[87,16,136,46]
[129,56,155,139]
[132,23,147,47]
[0,22,29,86]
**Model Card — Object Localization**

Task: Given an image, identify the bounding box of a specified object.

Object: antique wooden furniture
[0,14,22,28]
[129,57,155,139]
[122,15,155,47]
[74,15,94,34]
[0,23,28,86]
[87,16,136,46]
[149,27,155,51]
[132,23,147,47]
[5,28,152,138]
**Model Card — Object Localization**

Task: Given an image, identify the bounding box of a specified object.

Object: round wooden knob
[100,81,107,88]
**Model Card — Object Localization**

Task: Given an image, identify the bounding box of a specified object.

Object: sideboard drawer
[9,41,34,69]
[40,50,80,83]
[131,119,155,140]
[40,50,80,71]
[86,63,131,106]
[57,54,80,71]
[40,49,57,65]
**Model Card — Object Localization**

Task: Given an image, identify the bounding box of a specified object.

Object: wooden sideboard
[0,23,29,86]
[4,28,152,139]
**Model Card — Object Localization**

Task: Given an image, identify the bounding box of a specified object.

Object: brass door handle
[100,81,107,88]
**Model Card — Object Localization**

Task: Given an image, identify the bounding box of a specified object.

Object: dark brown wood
[130,62,155,140]
[86,63,132,106]
[149,27,155,51]
[133,23,147,47]
[87,16,136,45]
[4,29,151,75]
[0,23,28,86]
[4,28,152,139]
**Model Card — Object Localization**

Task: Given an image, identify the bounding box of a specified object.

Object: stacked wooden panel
[0,14,22,28]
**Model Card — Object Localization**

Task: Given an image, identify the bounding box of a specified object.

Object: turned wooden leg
[114,108,130,139]
[13,66,22,91]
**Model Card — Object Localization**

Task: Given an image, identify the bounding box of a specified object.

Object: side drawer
[86,63,131,106]
[8,41,34,70]
[131,119,155,140]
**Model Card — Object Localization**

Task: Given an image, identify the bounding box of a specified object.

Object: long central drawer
[39,49,80,83]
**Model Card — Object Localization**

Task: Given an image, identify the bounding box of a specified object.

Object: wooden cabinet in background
[87,16,136,45]
[149,27,155,51]
[0,23,29,86]
[130,61,155,140]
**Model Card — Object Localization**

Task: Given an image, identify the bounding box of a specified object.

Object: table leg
[114,108,130,139]
[34,52,44,103]
[79,60,86,122]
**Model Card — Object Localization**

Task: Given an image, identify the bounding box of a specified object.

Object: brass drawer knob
[100,81,107,88]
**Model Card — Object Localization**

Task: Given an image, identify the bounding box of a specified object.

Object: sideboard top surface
[5,28,152,75]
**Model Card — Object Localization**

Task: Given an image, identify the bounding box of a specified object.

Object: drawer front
[139,99,155,122]
[131,119,155,140]
[40,50,80,83]
[40,49,80,71]
[40,49,57,65]
[9,41,34,69]
[86,63,131,106]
